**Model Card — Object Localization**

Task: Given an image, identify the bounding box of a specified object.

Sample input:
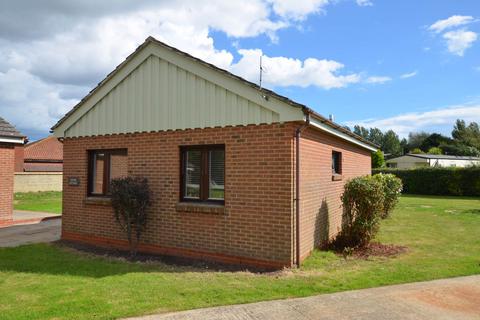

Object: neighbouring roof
[406,154,480,161]
[51,36,377,151]
[0,117,24,139]
[24,136,63,162]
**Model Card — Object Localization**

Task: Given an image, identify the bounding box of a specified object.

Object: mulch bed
[350,242,408,259]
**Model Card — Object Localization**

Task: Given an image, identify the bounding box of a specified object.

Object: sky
[0,0,479,141]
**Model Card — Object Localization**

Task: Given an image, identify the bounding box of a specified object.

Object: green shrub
[331,176,385,249]
[372,167,480,196]
[371,150,385,168]
[373,173,403,218]
[110,177,152,255]
[427,147,442,155]
[410,148,424,154]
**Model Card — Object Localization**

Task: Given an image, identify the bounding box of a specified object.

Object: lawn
[13,191,62,214]
[0,195,479,320]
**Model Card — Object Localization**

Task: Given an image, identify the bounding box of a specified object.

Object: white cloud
[267,0,329,21]
[400,71,418,79]
[346,104,480,137]
[0,69,77,133]
[356,0,373,7]
[231,49,360,89]
[365,76,391,84]
[0,0,371,137]
[442,29,477,56]
[428,15,474,33]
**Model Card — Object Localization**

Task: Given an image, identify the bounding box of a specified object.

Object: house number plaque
[68,177,80,186]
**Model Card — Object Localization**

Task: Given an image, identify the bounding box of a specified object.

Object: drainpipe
[295,110,310,267]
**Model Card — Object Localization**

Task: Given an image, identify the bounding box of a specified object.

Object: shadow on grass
[0,242,272,279]
[462,209,480,215]
[401,194,480,201]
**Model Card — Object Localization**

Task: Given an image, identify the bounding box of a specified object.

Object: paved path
[0,218,61,247]
[13,210,59,222]
[128,275,480,320]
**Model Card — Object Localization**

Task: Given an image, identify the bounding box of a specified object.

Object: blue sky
[0,0,479,141]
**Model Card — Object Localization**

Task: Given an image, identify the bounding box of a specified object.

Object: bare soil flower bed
[351,242,408,259]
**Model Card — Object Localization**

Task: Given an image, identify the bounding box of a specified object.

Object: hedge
[372,167,480,196]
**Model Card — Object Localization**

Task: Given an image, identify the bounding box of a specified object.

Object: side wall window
[332,151,342,175]
[181,145,225,203]
[88,149,128,196]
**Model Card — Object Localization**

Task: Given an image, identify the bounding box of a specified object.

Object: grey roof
[0,117,23,138]
[407,154,480,161]
[51,37,377,150]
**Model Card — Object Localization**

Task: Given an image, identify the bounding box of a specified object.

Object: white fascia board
[308,117,377,152]
[0,136,24,144]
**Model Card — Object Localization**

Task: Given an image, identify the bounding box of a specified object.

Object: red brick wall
[62,123,295,267]
[14,145,24,172]
[298,127,371,261]
[0,143,15,221]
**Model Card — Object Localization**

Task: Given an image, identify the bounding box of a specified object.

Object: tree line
[350,119,480,167]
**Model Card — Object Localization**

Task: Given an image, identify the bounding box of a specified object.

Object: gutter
[0,135,25,144]
[294,111,310,267]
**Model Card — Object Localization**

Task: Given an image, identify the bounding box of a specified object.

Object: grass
[13,192,62,214]
[1,195,479,319]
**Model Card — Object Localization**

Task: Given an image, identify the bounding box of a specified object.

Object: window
[88,149,128,196]
[181,145,225,203]
[332,151,342,175]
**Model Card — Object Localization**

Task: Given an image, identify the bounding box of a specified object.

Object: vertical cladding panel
[143,56,152,132]
[120,76,128,132]
[298,127,371,261]
[104,90,113,133]
[138,65,144,131]
[151,56,159,131]
[128,69,135,133]
[197,77,205,128]
[187,72,196,129]
[168,63,177,129]
[177,67,185,129]
[63,55,282,138]
[159,58,167,129]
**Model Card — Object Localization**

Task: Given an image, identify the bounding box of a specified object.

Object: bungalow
[52,37,377,268]
[0,117,25,223]
[387,154,480,169]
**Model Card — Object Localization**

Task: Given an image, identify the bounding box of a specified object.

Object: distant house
[386,154,480,169]
[0,117,25,223]
[13,136,63,193]
[51,37,377,268]
[21,136,63,172]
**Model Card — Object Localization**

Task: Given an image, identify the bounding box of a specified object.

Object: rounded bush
[332,175,385,249]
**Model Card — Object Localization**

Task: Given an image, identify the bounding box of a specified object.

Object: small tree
[427,147,442,155]
[373,173,403,218]
[371,150,385,168]
[332,176,385,249]
[110,177,152,256]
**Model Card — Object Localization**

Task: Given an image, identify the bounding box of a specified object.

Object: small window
[88,149,128,196]
[332,151,342,175]
[181,145,225,203]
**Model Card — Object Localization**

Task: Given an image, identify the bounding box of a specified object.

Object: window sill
[332,174,343,181]
[85,197,112,206]
[176,202,225,215]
